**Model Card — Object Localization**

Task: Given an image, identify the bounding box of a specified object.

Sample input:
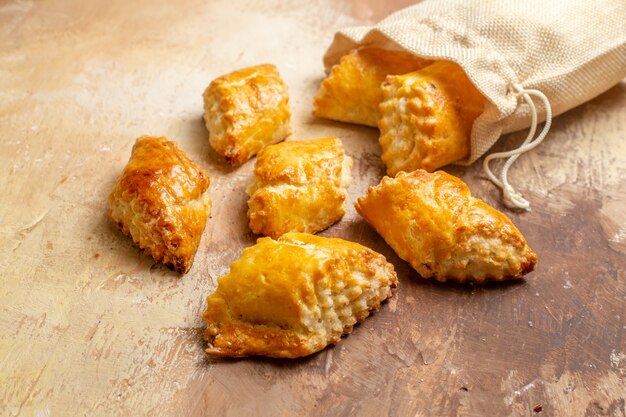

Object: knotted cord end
[503,184,531,211]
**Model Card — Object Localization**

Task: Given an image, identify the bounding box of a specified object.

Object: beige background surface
[0,1,624,416]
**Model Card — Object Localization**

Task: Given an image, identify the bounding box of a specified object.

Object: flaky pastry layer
[202,232,398,358]
[355,169,537,283]
[246,138,352,238]
[203,64,291,165]
[379,61,486,175]
[313,47,431,127]
[108,136,211,274]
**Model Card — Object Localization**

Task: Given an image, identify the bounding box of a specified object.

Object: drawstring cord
[482,83,552,210]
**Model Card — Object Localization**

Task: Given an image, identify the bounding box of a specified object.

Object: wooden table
[1,1,624,416]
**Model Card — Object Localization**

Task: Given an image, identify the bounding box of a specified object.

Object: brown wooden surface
[1,1,624,416]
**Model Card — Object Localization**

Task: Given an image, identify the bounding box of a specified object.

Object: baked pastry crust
[313,47,431,127]
[355,169,537,283]
[203,64,291,165]
[246,138,352,238]
[108,136,211,274]
[379,61,486,175]
[201,232,398,358]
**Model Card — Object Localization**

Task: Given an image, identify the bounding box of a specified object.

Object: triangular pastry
[108,136,211,274]
[202,233,398,358]
[355,170,537,283]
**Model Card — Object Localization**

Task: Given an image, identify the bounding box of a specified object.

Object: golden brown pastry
[355,170,537,283]
[379,61,486,175]
[203,64,291,165]
[109,136,211,274]
[201,232,398,358]
[313,47,431,127]
[246,138,352,238]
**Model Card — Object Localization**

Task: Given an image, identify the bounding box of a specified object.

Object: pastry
[201,232,398,358]
[379,60,486,175]
[355,169,537,283]
[108,136,211,274]
[313,47,431,127]
[203,64,291,165]
[246,138,352,238]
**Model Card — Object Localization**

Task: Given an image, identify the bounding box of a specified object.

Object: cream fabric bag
[324,0,626,209]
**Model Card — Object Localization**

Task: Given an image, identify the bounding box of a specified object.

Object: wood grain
[0,0,624,416]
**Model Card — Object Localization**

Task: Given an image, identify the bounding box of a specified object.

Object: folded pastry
[246,138,352,238]
[108,136,211,274]
[203,64,291,165]
[379,61,486,175]
[202,232,398,358]
[355,170,537,283]
[313,47,431,127]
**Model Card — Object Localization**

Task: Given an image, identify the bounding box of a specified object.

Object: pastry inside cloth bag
[317,0,626,209]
